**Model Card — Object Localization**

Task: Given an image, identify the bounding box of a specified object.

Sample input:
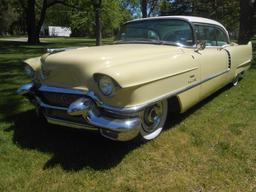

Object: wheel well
[167,96,181,113]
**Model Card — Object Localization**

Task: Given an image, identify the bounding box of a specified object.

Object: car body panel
[24,41,252,110]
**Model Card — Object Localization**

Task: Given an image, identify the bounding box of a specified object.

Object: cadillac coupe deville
[17,16,253,141]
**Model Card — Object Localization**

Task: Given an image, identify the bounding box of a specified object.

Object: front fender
[92,53,200,108]
[24,56,42,71]
[98,52,194,88]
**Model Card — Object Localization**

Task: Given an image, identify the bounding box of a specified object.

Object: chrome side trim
[237,60,251,69]
[199,69,230,84]
[125,67,199,86]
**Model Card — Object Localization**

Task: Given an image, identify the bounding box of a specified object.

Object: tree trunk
[36,0,48,39]
[95,6,102,46]
[26,0,40,44]
[141,0,147,18]
[238,0,255,44]
[94,0,102,46]
[21,0,75,45]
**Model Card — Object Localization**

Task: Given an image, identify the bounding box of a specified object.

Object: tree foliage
[121,0,160,18]
[160,0,240,34]
[0,0,24,35]
[0,0,255,44]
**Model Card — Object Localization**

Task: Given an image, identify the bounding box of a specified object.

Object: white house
[48,26,72,37]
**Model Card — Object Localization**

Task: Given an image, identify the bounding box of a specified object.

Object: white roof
[129,16,227,33]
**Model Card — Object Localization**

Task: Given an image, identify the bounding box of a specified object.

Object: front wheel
[139,99,168,141]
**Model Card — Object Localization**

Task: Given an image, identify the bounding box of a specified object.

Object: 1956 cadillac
[17,16,253,141]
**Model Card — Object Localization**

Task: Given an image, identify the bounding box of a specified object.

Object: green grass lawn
[0,37,256,192]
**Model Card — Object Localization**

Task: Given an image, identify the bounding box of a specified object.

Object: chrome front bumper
[17,82,141,141]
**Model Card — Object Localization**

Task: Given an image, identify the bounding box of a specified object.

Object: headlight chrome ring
[98,75,115,96]
[24,64,34,78]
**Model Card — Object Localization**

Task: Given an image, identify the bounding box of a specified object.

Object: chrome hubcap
[233,74,240,86]
[142,102,163,133]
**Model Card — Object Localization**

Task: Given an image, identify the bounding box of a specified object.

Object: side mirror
[195,41,206,52]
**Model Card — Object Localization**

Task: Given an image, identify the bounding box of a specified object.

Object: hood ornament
[46,47,82,54]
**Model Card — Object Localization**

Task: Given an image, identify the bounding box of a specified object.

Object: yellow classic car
[17,16,253,141]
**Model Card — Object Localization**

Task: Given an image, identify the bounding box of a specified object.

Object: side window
[215,28,228,46]
[195,25,217,46]
[195,24,229,47]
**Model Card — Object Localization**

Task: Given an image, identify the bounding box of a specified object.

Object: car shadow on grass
[8,83,233,172]
[8,109,142,171]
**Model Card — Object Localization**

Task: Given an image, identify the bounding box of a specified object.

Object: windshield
[116,19,194,46]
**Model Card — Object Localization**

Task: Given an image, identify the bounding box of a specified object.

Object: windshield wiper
[115,39,159,44]
[115,39,180,46]
[154,40,182,46]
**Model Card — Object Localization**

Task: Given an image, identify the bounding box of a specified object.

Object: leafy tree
[141,0,160,18]
[102,0,130,35]
[45,4,72,27]
[160,0,241,38]
[0,1,21,35]
[160,0,193,16]
[122,0,160,18]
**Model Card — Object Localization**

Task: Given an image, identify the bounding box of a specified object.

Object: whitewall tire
[139,99,168,141]
[232,73,241,86]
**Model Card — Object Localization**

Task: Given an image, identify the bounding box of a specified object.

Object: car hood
[41,44,190,88]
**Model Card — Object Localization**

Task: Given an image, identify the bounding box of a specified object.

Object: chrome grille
[39,92,82,107]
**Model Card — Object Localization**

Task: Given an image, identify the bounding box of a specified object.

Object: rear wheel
[232,73,241,86]
[139,99,168,141]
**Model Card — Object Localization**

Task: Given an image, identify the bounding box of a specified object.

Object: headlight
[98,76,115,96]
[24,64,34,77]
